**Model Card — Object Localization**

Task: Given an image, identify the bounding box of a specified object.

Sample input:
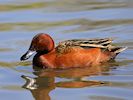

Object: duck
[20,33,127,69]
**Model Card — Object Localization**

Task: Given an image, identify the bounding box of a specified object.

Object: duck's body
[20,33,127,69]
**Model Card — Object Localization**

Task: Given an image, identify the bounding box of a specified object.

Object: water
[0,0,133,100]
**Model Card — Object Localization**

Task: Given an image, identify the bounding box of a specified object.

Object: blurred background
[0,0,133,100]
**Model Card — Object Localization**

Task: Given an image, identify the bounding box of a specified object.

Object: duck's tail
[109,46,127,59]
[110,47,127,55]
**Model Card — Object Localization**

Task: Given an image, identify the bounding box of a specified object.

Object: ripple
[0,1,128,12]
[88,75,133,82]
[0,48,14,52]
[0,61,31,67]
[0,19,133,32]
[0,0,133,100]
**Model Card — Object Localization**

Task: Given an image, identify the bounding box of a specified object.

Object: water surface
[0,0,133,100]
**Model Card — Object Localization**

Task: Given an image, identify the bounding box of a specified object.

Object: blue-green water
[0,0,133,100]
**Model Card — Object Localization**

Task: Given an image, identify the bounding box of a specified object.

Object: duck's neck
[33,49,56,68]
[46,35,55,52]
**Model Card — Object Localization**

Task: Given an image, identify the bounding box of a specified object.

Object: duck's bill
[20,50,35,61]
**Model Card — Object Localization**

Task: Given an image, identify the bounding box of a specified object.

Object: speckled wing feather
[56,38,114,53]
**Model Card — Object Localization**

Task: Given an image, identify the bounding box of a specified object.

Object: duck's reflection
[22,75,55,100]
[22,63,115,100]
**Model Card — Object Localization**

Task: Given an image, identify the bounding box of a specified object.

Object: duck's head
[20,33,55,61]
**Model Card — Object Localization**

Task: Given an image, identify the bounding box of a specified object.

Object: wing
[56,38,113,54]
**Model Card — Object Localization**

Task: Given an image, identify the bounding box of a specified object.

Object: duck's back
[56,38,113,53]
[54,38,127,68]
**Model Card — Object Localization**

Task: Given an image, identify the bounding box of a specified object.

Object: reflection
[0,0,126,12]
[33,65,109,78]
[63,19,133,33]
[0,48,14,52]
[1,19,133,32]
[22,75,105,100]
[0,61,31,67]
[0,2,47,11]
[22,75,55,100]
[20,58,133,100]
[22,64,113,100]
[56,81,105,88]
